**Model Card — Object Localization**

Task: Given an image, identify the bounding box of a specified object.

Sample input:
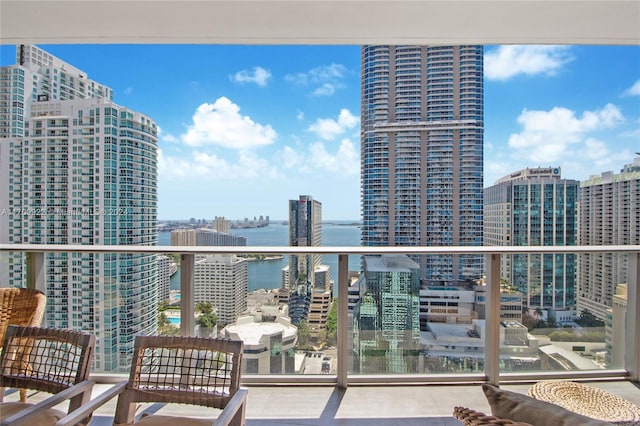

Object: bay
[159,221,362,291]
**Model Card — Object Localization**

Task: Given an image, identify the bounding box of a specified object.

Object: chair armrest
[213,388,248,426]
[54,381,128,426]
[0,381,94,426]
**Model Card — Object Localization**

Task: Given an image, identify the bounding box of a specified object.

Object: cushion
[0,402,66,426]
[482,384,613,426]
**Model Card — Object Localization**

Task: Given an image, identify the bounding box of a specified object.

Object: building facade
[484,167,578,317]
[579,158,640,320]
[353,255,421,373]
[360,45,484,285]
[282,195,330,327]
[194,254,248,326]
[0,45,158,373]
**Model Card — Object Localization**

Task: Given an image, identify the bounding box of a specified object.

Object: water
[159,221,362,291]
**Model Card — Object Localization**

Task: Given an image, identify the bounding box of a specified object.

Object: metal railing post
[337,253,349,389]
[180,253,195,336]
[626,253,640,382]
[26,251,45,293]
[485,253,501,386]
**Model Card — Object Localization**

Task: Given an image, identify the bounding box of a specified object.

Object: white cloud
[159,149,278,180]
[508,103,624,163]
[308,109,359,141]
[485,46,574,81]
[230,66,272,87]
[312,83,336,96]
[161,134,179,143]
[309,139,359,175]
[296,111,305,121]
[278,138,360,176]
[181,97,277,149]
[285,63,348,96]
[624,79,640,96]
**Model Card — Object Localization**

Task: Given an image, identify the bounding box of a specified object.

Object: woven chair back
[117,335,243,414]
[0,288,46,344]
[0,325,95,396]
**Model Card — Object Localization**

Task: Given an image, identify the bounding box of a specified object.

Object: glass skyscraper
[484,167,578,319]
[0,45,158,373]
[360,45,484,284]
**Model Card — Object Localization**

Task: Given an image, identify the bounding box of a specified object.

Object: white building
[194,254,248,326]
[222,315,298,374]
[579,158,640,319]
[419,286,476,324]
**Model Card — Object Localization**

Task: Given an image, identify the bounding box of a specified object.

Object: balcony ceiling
[1,0,639,46]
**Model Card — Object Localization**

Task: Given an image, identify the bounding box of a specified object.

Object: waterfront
[159,221,362,291]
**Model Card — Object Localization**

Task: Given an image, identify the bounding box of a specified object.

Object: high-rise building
[578,158,640,320]
[353,255,421,373]
[360,45,484,285]
[0,45,113,139]
[287,195,322,288]
[213,216,231,234]
[194,254,248,326]
[0,45,158,373]
[157,254,172,303]
[170,228,246,247]
[484,167,578,319]
[281,195,333,335]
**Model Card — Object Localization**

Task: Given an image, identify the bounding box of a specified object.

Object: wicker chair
[0,325,95,426]
[57,335,248,426]
[0,287,47,402]
[453,406,533,426]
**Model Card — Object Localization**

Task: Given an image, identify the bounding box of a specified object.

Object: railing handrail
[2,243,639,255]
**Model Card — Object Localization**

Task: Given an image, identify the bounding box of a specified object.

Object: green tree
[576,309,604,327]
[325,300,337,346]
[195,302,218,328]
[296,319,312,349]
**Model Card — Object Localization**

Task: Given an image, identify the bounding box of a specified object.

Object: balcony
[2,245,639,392]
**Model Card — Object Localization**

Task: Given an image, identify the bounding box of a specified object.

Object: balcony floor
[13,379,639,425]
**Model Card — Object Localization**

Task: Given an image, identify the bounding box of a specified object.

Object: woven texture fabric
[529,381,640,426]
[0,288,46,344]
[453,406,533,425]
[127,335,243,409]
[0,325,95,396]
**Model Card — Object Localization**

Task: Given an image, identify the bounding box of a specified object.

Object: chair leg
[19,388,27,402]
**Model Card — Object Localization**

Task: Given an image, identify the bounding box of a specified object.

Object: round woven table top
[528,381,640,426]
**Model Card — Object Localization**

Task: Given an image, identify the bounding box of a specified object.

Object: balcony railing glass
[0,244,638,387]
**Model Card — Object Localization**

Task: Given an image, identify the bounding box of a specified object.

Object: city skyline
[1,44,638,220]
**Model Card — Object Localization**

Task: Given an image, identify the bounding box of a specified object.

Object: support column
[180,253,195,337]
[485,253,501,386]
[337,254,349,389]
[626,253,639,382]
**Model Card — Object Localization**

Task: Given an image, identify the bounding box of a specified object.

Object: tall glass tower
[360,45,484,285]
[0,45,158,373]
[484,167,578,319]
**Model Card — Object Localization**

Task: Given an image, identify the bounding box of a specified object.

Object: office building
[0,46,158,373]
[360,45,484,284]
[282,195,331,328]
[353,255,421,373]
[484,167,578,318]
[194,254,248,326]
[579,158,640,320]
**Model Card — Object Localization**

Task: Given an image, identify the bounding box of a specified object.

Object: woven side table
[528,381,640,426]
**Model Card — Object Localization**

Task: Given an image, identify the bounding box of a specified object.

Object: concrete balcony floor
[12,380,640,425]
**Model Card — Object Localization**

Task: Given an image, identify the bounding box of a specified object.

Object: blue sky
[1,45,638,221]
